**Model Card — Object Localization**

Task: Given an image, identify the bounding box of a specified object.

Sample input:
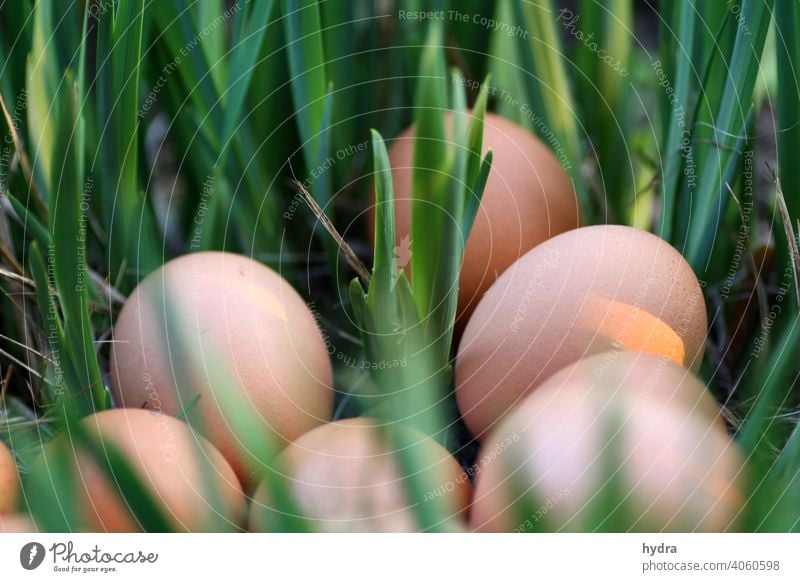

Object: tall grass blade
[96,0,160,284]
[281,0,332,209]
[49,82,106,413]
[683,0,774,269]
[574,0,633,223]
[657,0,695,241]
[775,0,800,278]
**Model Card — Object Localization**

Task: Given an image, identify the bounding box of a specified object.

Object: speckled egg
[470,353,745,532]
[249,418,470,532]
[456,225,707,438]
[382,112,579,324]
[32,408,246,532]
[109,252,333,483]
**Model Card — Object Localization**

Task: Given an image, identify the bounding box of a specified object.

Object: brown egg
[470,353,746,532]
[0,513,36,533]
[249,418,470,532]
[110,252,333,482]
[456,225,707,439]
[380,111,579,324]
[32,408,245,532]
[0,440,19,514]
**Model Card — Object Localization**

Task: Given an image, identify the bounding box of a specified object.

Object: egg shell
[470,353,745,532]
[382,112,579,324]
[0,513,36,533]
[109,252,333,483]
[249,418,471,532]
[34,408,246,532]
[0,440,19,514]
[456,225,707,439]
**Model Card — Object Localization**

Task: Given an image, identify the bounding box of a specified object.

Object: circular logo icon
[19,542,46,570]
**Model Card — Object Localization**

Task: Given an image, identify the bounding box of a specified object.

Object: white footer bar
[0,534,797,581]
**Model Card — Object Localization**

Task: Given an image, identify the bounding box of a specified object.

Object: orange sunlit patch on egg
[582,295,685,366]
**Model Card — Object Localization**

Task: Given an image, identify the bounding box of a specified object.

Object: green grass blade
[314,83,334,208]
[574,0,633,222]
[68,419,175,532]
[147,2,280,254]
[147,1,223,145]
[775,0,800,275]
[737,315,800,455]
[49,84,106,413]
[489,0,589,218]
[95,0,160,283]
[281,0,327,169]
[464,76,492,237]
[684,0,774,269]
[27,242,78,412]
[487,0,533,127]
[410,22,449,322]
[280,6,336,270]
[514,0,586,213]
[657,0,695,241]
[7,189,51,247]
[319,0,357,182]
[753,418,800,531]
[465,75,489,196]
[366,129,397,317]
[25,0,59,198]
[194,0,228,92]
[0,1,34,101]
[25,436,80,532]
[423,69,467,362]
[217,0,275,170]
